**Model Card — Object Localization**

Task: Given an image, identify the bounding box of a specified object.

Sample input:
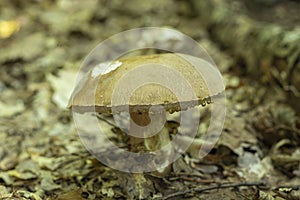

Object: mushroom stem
[128,112,151,152]
[129,111,170,152]
[145,125,172,175]
[132,173,153,199]
[144,125,168,151]
[129,111,171,174]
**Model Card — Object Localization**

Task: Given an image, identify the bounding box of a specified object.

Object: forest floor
[0,0,299,199]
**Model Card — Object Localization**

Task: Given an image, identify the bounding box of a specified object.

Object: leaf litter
[0,0,299,199]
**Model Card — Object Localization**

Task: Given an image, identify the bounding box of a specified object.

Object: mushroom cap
[69,53,223,114]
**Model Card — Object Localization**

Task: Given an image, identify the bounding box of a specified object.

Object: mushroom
[69,53,224,198]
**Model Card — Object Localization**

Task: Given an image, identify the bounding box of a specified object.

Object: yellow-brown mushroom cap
[69,53,223,114]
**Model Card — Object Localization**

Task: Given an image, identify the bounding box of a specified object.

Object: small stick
[162,181,266,199]
[94,113,117,127]
[178,176,216,184]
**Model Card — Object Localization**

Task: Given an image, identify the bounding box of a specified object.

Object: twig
[162,181,266,199]
[178,176,216,184]
[94,113,117,127]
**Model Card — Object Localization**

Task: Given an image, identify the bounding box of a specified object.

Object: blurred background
[0,0,299,199]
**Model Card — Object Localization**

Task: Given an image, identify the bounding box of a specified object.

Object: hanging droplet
[206,97,212,104]
[201,101,206,107]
